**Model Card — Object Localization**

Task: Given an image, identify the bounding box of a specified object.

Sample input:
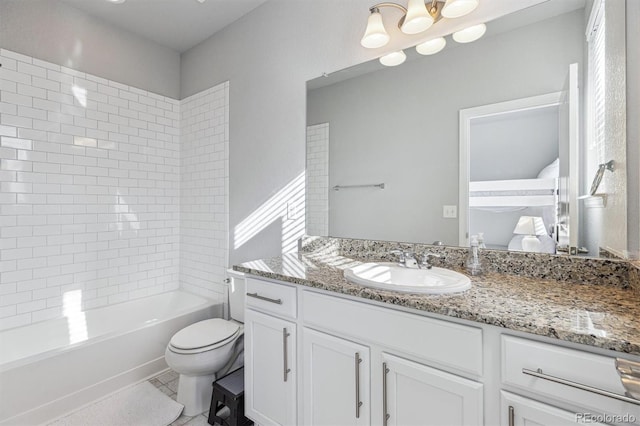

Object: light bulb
[379,50,407,67]
[361,10,390,49]
[401,0,433,35]
[416,37,446,55]
[452,23,486,43]
[442,0,479,18]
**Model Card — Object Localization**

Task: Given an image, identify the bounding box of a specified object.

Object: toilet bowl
[165,271,247,416]
[165,318,244,416]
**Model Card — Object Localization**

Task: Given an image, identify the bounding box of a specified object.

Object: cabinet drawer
[303,290,482,376]
[246,278,297,319]
[502,335,640,421]
[501,391,608,425]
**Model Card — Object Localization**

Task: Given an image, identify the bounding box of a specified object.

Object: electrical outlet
[443,205,457,218]
[287,202,299,220]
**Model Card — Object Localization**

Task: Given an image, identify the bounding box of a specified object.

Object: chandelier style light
[361,0,485,66]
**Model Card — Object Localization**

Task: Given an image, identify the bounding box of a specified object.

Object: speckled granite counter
[234,252,640,356]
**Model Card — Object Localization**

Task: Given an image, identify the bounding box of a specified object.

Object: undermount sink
[344,262,471,295]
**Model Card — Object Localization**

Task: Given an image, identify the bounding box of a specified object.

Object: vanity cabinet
[244,278,298,426]
[381,352,483,426]
[301,290,484,426]
[501,391,608,425]
[243,275,640,426]
[302,328,371,425]
[501,335,640,425]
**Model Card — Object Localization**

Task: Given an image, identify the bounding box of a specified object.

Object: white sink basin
[344,262,471,295]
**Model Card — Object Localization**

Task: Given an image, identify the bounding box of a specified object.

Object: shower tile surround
[0,49,229,330]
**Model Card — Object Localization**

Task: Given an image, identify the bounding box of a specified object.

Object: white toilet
[165,271,246,416]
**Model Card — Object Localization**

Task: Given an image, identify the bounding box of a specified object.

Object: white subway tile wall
[0,49,229,331]
[180,84,229,304]
[306,123,329,236]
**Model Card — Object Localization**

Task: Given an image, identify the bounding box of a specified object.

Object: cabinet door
[245,309,296,426]
[303,328,371,426]
[501,391,608,426]
[381,353,483,426]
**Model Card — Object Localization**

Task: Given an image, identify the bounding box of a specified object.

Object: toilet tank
[227,269,245,323]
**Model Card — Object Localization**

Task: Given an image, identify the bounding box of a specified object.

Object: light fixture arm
[369,3,408,14]
[368,1,444,28]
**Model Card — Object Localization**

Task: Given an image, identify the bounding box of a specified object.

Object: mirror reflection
[306,0,630,258]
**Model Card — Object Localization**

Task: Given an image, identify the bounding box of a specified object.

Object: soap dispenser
[477,232,487,249]
[466,235,483,276]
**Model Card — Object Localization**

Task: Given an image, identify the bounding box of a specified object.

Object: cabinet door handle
[522,368,640,405]
[283,328,291,382]
[383,362,390,426]
[247,292,283,305]
[508,405,514,426]
[355,352,363,419]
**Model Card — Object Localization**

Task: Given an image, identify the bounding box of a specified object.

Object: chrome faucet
[390,250,442,269]
[419,253,442,269]
[389,250,419,268]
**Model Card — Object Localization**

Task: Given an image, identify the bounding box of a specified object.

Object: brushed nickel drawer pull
[355,352,363,418]
[247,292,283,305]
[283,328,291,382]
[383,362,390,426]
[522,368,640,405]
[508,405,514,426]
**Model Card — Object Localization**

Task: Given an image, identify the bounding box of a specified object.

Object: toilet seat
[168,319,240,355]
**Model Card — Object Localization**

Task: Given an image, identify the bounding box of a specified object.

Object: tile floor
[149,370,212,426]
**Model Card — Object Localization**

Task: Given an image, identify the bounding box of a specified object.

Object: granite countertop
[234,252,640,356]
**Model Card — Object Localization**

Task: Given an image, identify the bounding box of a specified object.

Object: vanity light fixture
[452,23,486,43]
[380,50,407,66]
[415,37,446,55]
[441,0,479,18]
[362,0,485,66]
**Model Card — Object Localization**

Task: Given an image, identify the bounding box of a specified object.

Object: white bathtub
[0,290,220,425]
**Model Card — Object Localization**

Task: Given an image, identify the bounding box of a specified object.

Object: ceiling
[60,0,268,52]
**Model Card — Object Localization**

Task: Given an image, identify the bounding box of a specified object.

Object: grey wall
[307,11,582,246]
[181,0,382,263]
[470,108,559,181]
[0,0,180,98]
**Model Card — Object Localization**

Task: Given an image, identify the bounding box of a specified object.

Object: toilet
[165,271,246,416]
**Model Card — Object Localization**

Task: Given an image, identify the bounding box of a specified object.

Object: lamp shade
[513,216,547,236]
[441,0,479,18]
[452,23,486,43]
[361,10,390,48]
[416,37,446,55]
[401,0,433,35]
[379,50,407,66]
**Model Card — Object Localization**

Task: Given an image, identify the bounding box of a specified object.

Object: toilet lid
[170,319,240,350]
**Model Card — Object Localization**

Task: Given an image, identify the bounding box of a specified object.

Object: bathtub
[0,290,220,425]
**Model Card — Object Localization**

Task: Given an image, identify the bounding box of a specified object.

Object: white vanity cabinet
[244,279,298,426]
[243,275,640,426]
[501,391,608,425]
[501,335,640,426]
[301,290,484,426]
[381,352,483,426]
[302,328,371,425]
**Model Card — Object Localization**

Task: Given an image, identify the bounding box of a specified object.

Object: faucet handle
[389,249,406,262]
[420,252,442,269]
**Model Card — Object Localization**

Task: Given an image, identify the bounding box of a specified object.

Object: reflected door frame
[458,92,564,247]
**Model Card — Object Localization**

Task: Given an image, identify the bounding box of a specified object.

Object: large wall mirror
[306,0,633,259]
